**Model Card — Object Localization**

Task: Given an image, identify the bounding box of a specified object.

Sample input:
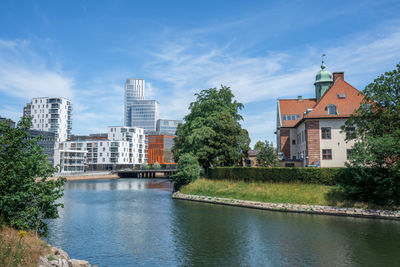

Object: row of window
[282,114,301,121]
[322,149,352,160]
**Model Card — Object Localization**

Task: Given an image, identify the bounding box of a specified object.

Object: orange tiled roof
[278,77,364,128]
[305,78,364,118]
[278,99,316,127]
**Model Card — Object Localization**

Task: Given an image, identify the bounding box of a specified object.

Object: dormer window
[327,104,337,115]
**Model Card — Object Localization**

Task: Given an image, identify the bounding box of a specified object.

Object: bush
[153,162,161,170]
[0,117,66,237]
[208,167,345,185]
[172,154,200,191]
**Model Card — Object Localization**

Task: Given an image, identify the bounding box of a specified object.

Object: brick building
[276,60,364,167]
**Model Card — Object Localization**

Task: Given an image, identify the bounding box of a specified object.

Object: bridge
[116,169,177,178]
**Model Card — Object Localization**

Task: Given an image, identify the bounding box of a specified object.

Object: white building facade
[25,97,72,142]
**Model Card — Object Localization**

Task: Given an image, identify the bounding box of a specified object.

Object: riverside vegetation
[174,64,400,208]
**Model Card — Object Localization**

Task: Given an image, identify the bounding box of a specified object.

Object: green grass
[180,178,396,209]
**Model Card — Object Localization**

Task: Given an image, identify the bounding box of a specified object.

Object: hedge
[208,167,346,185]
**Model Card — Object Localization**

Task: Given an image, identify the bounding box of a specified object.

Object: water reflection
[47,179,400,267]
[64,179,173,192]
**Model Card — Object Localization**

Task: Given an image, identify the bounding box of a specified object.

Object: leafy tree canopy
[0,116,65,236]
[256,140,279,167]
[172,153,200,191]
[253,141,264,151]
[341,63,400,205]
[172,85,250,171]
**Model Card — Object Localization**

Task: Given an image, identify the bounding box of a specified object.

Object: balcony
[51,104,60,109]
[111,153,119,158]
[110,147,118,152]
[51,114,59,118]
[47,98,61,104]
[111,142,119,147]
[49,109,59,114]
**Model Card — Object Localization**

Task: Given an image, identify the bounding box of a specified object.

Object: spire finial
[321,54,326,69]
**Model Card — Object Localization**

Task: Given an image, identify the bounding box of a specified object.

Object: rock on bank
[39,246,97,267]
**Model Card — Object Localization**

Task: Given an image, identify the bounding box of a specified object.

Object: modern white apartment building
[55,149,87,173]
[108,126,146,163]
[24,97,72,142]
[55,126,146,173]
[125,79,145,126]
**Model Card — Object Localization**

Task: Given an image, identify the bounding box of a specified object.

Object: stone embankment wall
[172,192,400,220]
[39,246,97,267]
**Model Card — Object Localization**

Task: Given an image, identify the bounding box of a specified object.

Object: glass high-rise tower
[125,79,145,126]
[125,78,159,132]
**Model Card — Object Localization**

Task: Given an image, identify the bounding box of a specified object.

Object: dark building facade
[27,130,56,165]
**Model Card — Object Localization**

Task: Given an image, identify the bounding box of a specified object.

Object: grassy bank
[180,178,391,209]
[0,226,49,267]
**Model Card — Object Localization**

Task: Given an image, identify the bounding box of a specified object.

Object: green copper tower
[314,54,333,101]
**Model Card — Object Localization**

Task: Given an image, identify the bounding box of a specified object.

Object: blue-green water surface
[46,179,400,267]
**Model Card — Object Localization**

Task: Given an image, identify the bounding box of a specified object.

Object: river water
[46,179,400,267]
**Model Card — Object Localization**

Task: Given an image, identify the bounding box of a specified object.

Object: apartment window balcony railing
[51,104,60,108]
[51,114,59,118]
[47,98,61,104]
[110,158,118,163]
[111,153,119,157]
[110,148,118,152]
[49,109,59,114]
[49,119,58,123]
[50,123,59,128]
[111,142,119,147]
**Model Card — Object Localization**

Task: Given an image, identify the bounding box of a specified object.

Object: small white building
[24,97,72,142]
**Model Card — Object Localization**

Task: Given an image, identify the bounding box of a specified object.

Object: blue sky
[1,0,400,146]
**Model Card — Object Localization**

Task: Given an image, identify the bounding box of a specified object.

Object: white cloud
[144,21,400,144]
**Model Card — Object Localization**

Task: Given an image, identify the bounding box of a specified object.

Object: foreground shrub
[172,153,200,191]
[209,167,344,185]
[0,226,49,266]
[0,117,65,237]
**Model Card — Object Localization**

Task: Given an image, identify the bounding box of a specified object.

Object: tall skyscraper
[130,100,159,132]
[24,97,72,142]
[125,79,145,126]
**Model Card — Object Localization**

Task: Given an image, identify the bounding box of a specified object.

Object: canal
[47,179,400,266]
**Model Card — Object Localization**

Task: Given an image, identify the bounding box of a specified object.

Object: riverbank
[175,178,400,220]
[47,172,119,181]
[173,192,400,220]
[0,226,94,266]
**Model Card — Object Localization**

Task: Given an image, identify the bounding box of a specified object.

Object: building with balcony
[276,60,363,167]
[23,97,72,142]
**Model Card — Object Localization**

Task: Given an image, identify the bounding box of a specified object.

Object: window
[322,149,332,160]
[327,104,337,115]
[347,149,352,160]
[321,127,331,139]
[292,139,296,145]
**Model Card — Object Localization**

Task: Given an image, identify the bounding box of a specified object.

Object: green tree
[0,117,66,237]
[172,153,200,192]
[340,63,400,205]
[253,141,264,150]
[153,162,161,170]
[256,140,279,167]
[172,85,250,172]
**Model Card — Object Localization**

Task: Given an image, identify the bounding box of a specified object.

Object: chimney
[333,72,344,82]
[297,96,303,101]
